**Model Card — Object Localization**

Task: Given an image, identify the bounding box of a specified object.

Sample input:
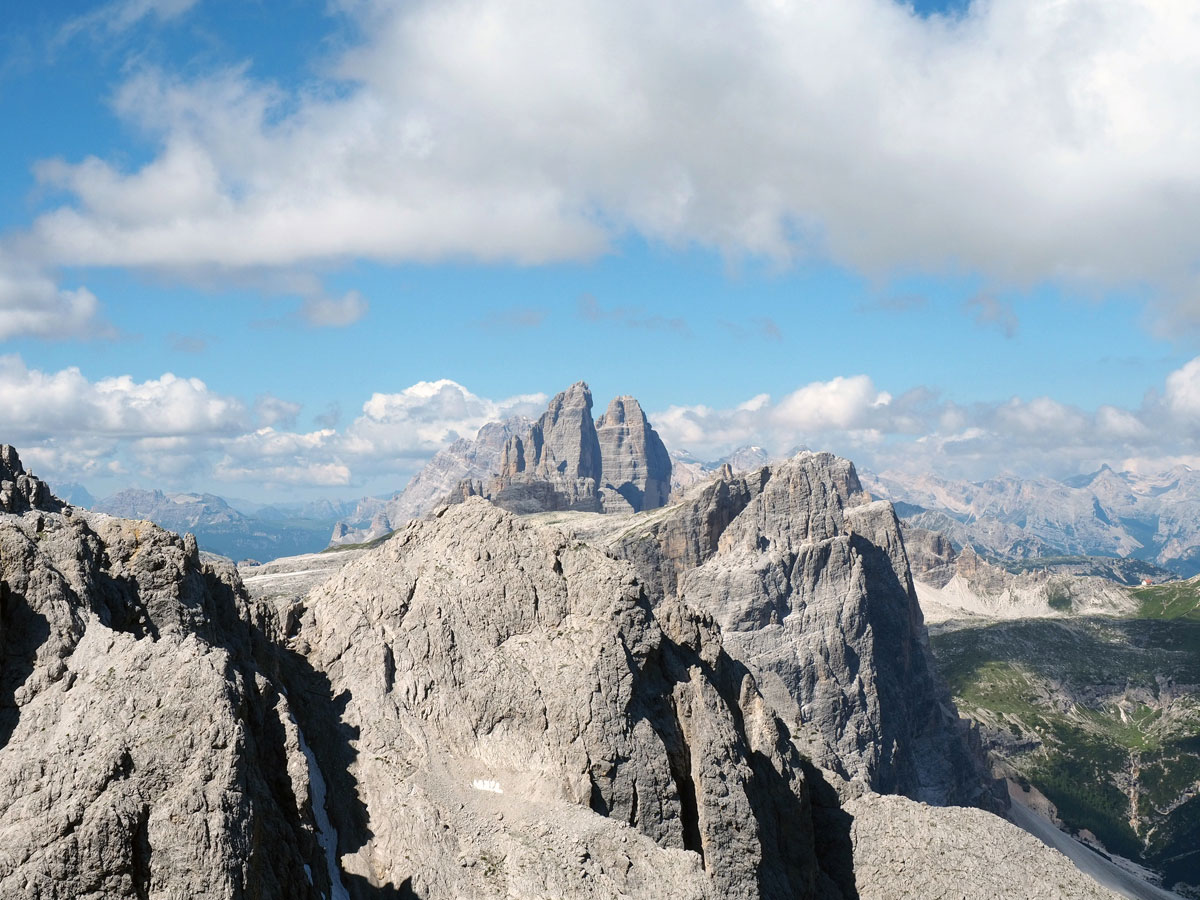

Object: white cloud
[0,359,546,495]
[1164,356,1200,419]
[11,0,1200,322]
[0,355,247,439]
[0,270,108,340]
[13,354,1200,497]
[342,380,546,463]
[652,355,1200,479]
[58,0,200,42]
[255,395,302,428]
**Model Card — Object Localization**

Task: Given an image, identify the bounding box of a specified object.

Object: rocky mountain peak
[0,440,1126,898]
[595,395,672,512]
[0,444,64,515]
[480,381,674,515]
[501,380,601,480]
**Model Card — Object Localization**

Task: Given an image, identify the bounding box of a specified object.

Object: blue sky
[2,0,1200,502]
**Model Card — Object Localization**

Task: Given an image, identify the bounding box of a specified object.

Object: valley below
[929,587,1200,896]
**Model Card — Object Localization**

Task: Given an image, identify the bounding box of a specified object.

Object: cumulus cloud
[15,352,1200,497]
[14,0,1200,322]
[1164,356,1200,419]
[0,359,547,494]
[341,380,547,464]
[0,355,247,439]
[651,355,1200,480]
[0,270,109,340]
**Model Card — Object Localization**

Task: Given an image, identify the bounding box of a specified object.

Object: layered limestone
[595,396,672,513]
[465,383,675,516]
[281,499,844,899]
[902,525,1140,623]
[491,381,605,512]
[0,484,330,898]
[599,453,997,807]
[0,442,1133,899]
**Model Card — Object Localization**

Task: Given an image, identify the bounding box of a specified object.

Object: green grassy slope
[931,615,1200,892]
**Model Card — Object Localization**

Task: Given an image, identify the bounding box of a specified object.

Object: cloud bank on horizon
[6,354,1200,496]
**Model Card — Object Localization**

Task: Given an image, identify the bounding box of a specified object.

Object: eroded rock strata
[601,452,996,806]
[0,442,1118,899]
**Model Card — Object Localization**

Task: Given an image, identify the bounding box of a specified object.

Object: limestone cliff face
[605,452,997,808]
[0,443,1121,899]
[595,396,672,513]
[0,456,330,899]
[283,499,843,900]
[491,382,604,513]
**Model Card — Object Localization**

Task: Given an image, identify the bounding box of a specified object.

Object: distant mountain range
[57,415,1200,579]
[863,463,1200,576]
[71,488,357,562]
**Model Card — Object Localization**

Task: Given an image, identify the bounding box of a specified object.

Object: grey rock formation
[601,453,997,807]
[0,492,330,897]
[595,396,672,512]
[0,445,63,515]
[280,499,844,899]
[490,382,605,513]
[462,383,676,516]
[902,524,1141,623]
[846,794,1120,899]
[865,464,1200,576]
[668,446,773,500]
[0,442,1133,899]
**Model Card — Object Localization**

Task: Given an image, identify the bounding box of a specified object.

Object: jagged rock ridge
[596,452,997,807]
[0,441,1121,899]
[865,465,1200,576]
[0,449,332,898]
[0,445,63,515]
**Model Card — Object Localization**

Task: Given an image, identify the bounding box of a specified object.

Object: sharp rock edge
[0,441,1122,899]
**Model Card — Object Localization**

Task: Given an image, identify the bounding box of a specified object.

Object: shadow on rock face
[266,633,386,899]
[799,760,859,900]
[0,582,50,748]
[342,874,420,899]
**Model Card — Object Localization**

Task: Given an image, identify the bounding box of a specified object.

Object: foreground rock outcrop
[599,453,997,807]
[0,442,1124,899]
[0,447,329,899]
[283,500,845,899]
